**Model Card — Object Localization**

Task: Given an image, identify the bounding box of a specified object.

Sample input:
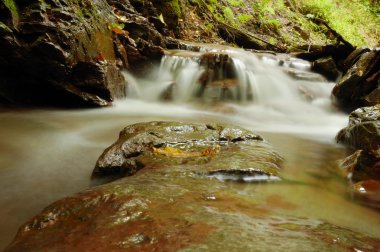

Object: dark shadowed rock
[339,150,380,182]
[336,105,380,151]
[291,44,354,65]
[332,49,380,109]
[0,0,126,107]
[0,0,167,107]
[312,56,340,81]
[94,121,282,181]
[341,47,371,72]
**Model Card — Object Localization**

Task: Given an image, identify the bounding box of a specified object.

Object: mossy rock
[94,121,282,182]
[152,0,182,31]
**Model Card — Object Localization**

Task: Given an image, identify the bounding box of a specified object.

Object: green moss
[0,21,12,33]
[299,0,380,46]
[228,0,244,7]
[154,0,182,28]
[3,0,19,25]
[165,0,181,17]
[237,14,252,24]
[223,7,235,24]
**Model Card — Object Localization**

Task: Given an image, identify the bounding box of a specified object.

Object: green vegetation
[0,21,12,33]
[181,0,379,48]
[223,7,235,23]
[297,0,380,46]
[237,14,253,24]
[227,0,244,7]
[3,0,19,26]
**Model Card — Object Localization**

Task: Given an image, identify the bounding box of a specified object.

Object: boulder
[0,0,125,107]
[312,56,340,81]
[339,150,380,182]
[336,105,380,209]
[291,44,354,65]
[94,121,282,181]
[6,122,380,251]
[336,105,380,151]
[6,171,380,251]
[341,47,371,72]
[351,179,380,209]
[0,0,166,107]
[332,49,380,110]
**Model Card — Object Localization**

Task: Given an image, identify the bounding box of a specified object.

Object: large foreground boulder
[6,122,380,251]
[7,171,380,251]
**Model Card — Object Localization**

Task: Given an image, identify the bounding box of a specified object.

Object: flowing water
[1,44,380,250]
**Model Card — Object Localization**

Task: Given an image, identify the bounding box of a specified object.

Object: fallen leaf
[111,26,129,36]
[152,145,220,157]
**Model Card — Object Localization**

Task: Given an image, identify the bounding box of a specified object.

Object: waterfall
[119,43,346,137]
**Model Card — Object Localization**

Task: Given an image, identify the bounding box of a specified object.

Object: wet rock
[336,105,380,209]
[0,0,126,107]
[332,49,380,109]
[336,105,380,151]
[339,150,380,182]
[283,68,327,82]
[341,47,371,72]
[196,52,240,100]
[0,0,168,107]
[205,168,281,183]
[351,180,380,209]
[198,52,234,83]
[364,87,380,105]
[291,44,354,64]
[94,121,282,180]
[312,56,340,81]
[6,168,380,251]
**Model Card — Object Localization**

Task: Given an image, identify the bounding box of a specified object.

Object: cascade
[119,43,346,136]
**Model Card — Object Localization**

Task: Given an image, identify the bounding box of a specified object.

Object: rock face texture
[6,121,380,251]
[337,105,380,151]
[94,121,281,180]
[336,105,380,209]
[0,0,124,106]
[0,0,166,107]
[332,48,380,110]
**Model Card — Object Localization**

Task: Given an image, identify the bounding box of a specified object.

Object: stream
[1,44,380,250]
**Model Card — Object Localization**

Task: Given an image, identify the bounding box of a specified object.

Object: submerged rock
[336,105,380,151]
[6,121,380,251]
[6,163,380,251]
[283,68,327,82]
[94,121,281,181]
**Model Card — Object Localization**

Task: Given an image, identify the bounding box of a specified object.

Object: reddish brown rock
[351,180,380,209]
